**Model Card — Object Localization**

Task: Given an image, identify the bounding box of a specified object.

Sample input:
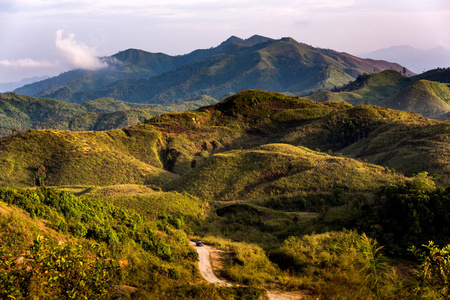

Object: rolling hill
[306,68,450,119]
[380,80,450,119]
[0,90,448,189]
[14,36,410,104]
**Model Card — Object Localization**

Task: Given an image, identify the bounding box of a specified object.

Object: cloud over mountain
[55,30,107,70]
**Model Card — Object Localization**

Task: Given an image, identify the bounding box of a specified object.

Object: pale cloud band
[0,58,56,69]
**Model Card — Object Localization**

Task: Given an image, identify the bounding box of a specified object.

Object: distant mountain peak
[220,35,273,48]
[362,45,450,73]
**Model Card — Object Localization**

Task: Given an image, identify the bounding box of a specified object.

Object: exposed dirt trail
[191,241,306,299]
[190,241,231,286]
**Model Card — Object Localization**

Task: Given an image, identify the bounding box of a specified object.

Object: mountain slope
[305,70,410,105]
[14,36,410,104]
[380,80,450,119]
[306,69,450,119]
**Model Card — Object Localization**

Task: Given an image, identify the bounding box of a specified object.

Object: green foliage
[410,241,450,299]
[411,171,436,191]
[357,178,450,254]
[0,236,119,299]
[0,187,186,264]
[273,231,403,298]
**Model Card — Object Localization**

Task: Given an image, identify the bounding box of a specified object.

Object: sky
[1,0,450,82]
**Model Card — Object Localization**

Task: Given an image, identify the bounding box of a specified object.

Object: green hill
[381,80,450,118]
[0,93,86,135]
[306,69,450,119]
[164,143,406,205]
[0,128,176,187]
[306,70,410,105]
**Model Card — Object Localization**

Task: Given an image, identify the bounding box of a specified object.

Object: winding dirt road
[190,241,231,287]
[191,241,306,299]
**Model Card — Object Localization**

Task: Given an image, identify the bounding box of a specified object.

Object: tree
[36,165,47,186]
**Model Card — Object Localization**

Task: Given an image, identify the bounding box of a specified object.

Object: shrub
[0,236,120,299]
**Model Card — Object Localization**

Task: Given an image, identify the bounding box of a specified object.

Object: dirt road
[191,241,306,299]
[190,241,231,286]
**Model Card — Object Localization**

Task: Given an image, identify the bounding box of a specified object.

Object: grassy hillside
[165,143,405,203]
[2,89,450,299]
[381,80,450,118]
[306,70,409,105]
[0,128,176,187]
[306,69,450,119]
[0,90,448,188]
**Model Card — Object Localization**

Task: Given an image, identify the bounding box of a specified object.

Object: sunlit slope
[0,90,448,187]
[305,70,409,105]
[164,144,405,201]
[380,80,450,119]
[0,127,176,187]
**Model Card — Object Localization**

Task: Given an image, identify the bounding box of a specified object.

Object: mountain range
[14,35,411,104]
[0,75,48,93]
[361,45,450,74]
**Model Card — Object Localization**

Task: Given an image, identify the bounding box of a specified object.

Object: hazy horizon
[1,0,450,82]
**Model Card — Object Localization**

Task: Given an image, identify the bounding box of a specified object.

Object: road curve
[191,241,305,299]
[190,241,231,286]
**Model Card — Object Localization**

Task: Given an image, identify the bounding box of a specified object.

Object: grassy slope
[306,69,450,119]
[0,128,176,187]
[381,80,450,119]
[2,89,448,299]
[305,70,409,105]
[164,143,405,202]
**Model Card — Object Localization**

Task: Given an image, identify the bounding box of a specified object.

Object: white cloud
[0,58,56,68]
[55,29,107,70]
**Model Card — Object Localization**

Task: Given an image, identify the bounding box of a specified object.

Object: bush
[0,236,120,299]
[410,241,450,299]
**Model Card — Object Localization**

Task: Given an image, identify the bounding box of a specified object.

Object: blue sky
[1,0,450,82]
